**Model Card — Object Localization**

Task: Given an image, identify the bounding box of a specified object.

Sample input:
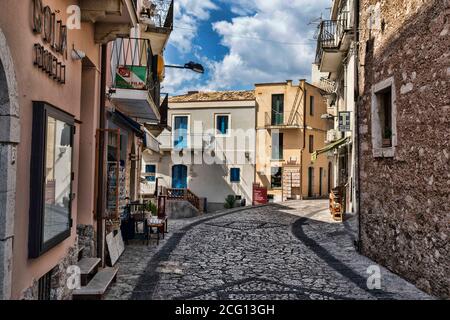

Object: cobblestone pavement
[105,200,433,300]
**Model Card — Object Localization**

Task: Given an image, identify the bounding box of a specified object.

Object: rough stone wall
[77,224,96,258]
[358,0,450,298]
[22,244,78,300]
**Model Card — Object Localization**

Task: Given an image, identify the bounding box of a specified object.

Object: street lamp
[165,61,205,74]
[320,113,336,120]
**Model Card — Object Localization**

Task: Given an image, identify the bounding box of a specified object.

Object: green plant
[224,195,236,209]
[146,201,157,215]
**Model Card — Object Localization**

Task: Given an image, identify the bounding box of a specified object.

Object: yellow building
[255,80,330,202]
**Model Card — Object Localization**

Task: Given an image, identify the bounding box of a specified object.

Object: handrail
[166,188,201,211]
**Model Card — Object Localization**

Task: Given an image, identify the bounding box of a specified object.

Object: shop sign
[32,0,67,84]
[115,66,148,90]
[252,183,268,205]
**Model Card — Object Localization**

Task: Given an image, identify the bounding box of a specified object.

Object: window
[216,114,230,136]
[29,102,74,258]
[309,135,314,154]
[144,164,156,182]
[371,77,396,157]
[173,115,189,149]
[272,94,284,125]
[230,168,241,183]
[310,96,314,116]
[271,167,282,189]
[272,132,284,160]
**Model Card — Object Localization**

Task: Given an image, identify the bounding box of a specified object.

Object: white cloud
[169,0,218,53]
[203,0,331,91]
[165,0,331,94]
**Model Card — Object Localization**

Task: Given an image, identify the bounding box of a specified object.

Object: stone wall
[22,244,79,300]
[77,224,96,258]
[358,0,450,298]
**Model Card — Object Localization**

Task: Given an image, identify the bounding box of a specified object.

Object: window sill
[373,146,395,158]
[270,159,285,162]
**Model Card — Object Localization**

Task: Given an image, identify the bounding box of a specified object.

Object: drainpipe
[300,80,307,199]
[354,0,363,252]
[96,43,107,265]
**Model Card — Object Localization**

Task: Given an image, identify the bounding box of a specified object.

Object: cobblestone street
[106,200,432,300]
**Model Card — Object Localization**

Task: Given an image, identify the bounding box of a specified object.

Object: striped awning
[311,137,349,162]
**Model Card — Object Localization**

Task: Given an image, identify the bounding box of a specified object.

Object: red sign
[252,183,268,205]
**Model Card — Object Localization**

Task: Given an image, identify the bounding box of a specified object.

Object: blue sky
[162,0,331,95]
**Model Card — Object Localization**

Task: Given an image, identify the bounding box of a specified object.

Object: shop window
[230,168,241,183]
[29,102,74,258]
[271,94,284,125]
[216,114,230,136]
[310,96,314,116]
[173,115,189,150]
[371,77,397,157]
[272,132,283,160]
[309,135,314,154]
[144,164,156,182]
[271,167,282,189]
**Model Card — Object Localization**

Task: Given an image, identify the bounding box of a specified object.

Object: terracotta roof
[169,90,255,103]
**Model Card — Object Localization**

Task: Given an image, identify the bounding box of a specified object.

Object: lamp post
[165,61,205,74]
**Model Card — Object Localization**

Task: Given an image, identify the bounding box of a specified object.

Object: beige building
[255,80,329,202]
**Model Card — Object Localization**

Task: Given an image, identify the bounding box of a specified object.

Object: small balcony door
[271,94,284,125]
[172,165,188,189]
[173,115,189,149]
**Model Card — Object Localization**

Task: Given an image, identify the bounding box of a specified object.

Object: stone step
[73,267,118,300]
[77,257,101,286]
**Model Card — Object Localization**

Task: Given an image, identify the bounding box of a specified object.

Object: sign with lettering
[338,111,351,132]
[252,183,268,205]
[115,66,147,89]
[32,0,67,84]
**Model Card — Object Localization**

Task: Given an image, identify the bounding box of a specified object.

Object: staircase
[72,247,118,300]
[164,188,204,218]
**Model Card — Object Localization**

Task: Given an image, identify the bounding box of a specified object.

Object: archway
[0,27,19,300]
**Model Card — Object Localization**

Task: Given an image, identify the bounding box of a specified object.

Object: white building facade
[141,91,256,212]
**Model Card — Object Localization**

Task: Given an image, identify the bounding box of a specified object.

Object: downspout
[96,43,107,265]
[300,80,307,199]
[354,0,362,252]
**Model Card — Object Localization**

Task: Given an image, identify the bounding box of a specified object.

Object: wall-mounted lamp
[165,61,205,74]
[71,46,86,60]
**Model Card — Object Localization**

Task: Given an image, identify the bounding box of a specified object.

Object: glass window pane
[271,167,282,188]
[217,115,229,135]
[43,117,72,244]
[174,116,188,149]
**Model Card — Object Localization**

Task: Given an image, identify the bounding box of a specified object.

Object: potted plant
[382,127,392,147]
[224,195,236,209]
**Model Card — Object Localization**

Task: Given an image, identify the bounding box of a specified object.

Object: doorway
[172,165,188,189]
[308,167,314,198]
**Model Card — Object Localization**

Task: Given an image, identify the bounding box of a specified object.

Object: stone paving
[105,200,433,300]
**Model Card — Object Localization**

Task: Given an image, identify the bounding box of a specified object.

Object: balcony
[265,112,302,129]
[315,12,352,73]
[79,0,138,43]
[108,37,165,125]
[139,0,174,55]
[318,77,337,95]
[158,133,205,152]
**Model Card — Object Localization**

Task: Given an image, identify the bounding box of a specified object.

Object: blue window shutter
[230,168,240,182]
[174,116,188,149]
[217,115,229,134]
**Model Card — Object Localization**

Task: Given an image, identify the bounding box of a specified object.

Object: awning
[111,110,144,138]
[311,137,349,162]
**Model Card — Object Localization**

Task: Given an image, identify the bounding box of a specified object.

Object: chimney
[286,80,293,86]
[187,90,199,95]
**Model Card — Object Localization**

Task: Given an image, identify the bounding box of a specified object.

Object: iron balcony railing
[140,0,174,31]
[265,112,301,128]
[318,77,337,94]
[110,37,161,107]
[315,13,349,65]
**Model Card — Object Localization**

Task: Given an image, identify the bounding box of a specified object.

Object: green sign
[115,65,147,89]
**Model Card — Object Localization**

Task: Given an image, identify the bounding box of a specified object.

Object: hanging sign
[338,111,351,132]
[115,66,148,89]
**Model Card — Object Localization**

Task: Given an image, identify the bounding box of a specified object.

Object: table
[145,218,166,245]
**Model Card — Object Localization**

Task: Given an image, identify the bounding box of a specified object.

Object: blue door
[172,165,188,189]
